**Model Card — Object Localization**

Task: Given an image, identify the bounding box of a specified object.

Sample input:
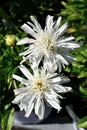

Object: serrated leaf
[77,116,87,128]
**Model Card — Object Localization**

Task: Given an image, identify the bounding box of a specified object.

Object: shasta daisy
[12,65,71,119]
[17,15,80,72]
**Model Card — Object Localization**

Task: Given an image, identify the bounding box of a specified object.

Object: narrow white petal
[12,94,24,104]
[44,55,57,73]
[59,42,80,49]
[19,103,26,111]
[68,43,80,49]
[65,55,76,62]
[53,85,72,93]
[25,103,34,117]
[30,51,43,65]
[46,97,61,111]
[17,37,35,45]
[27,92,36,106]
[56,54,69,65]
[50,76,63,84]
[21,23,37,38]
[45,60,54,73]
[45,15,54,35]
[46,15,53,30]
[35,96,40,115]
[19,44,35,56]
[38,102,45,120]
[33,67,39,77]
[57,22,68,36]
[19,65,33,79]
[13,74,29,85]
[35,96,45,120]
[27,21,35,29]
[58,36,75,43]
[14,87,29,95]
[22,91,32,103]
[50,76,70,84]
[54,16,62,30]
[30,15,43,32]
[48,73,58,79]
[19,48,32,56]
[59,77,70,84]
[25,93,36,117]
[45,89,63,99]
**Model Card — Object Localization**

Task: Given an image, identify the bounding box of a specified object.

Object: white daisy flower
[12,65,71,119]
[17,15,80,73]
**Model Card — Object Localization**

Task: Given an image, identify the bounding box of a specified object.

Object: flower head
[17,15,80,73]
[12,65,71,119]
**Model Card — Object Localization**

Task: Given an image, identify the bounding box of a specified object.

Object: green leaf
[78,71,87,78]
[1,107,14,130]
[79,86,87,96]
[77,116,87,128]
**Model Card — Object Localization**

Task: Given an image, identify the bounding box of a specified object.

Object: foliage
[77,115,87,128]
[0,33,24,130]
[59,0,87,128]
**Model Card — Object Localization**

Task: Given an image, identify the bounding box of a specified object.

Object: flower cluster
[12,15,80,120]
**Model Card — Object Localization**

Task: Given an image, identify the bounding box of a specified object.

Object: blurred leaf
[79,86,87,96]
[1,107,14,130]
[60,1,87,118]
[0,7,8,18]
[77,116,87,128]
[78,71,87,78]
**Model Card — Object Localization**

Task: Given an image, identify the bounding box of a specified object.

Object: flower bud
[5,34,16,46]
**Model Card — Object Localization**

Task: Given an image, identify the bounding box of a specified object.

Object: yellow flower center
[42,35,52,45]
[31,77,47,91]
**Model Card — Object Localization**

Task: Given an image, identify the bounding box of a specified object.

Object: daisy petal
[58,36,75,43]
[46,15,53,27]
[13,74,29,85]
[25,103,34,117]
[25,93,36,117]
[13,87,29,95]
[17,37,35,45]
[19,65,33,79]
[53,85,72,93]
[30,15,43,32]
[21,23,37,38]
[56,54,69,65]
[46,97,61,111]
[45,15,54,33]
[12,94,24,104]
[50,76,70,84]
[44,55,57,73]
[54,16,62,31]
[58,22,68,36]
[35,96,45,120]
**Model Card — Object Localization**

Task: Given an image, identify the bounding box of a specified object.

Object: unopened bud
[5,34,16,46]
